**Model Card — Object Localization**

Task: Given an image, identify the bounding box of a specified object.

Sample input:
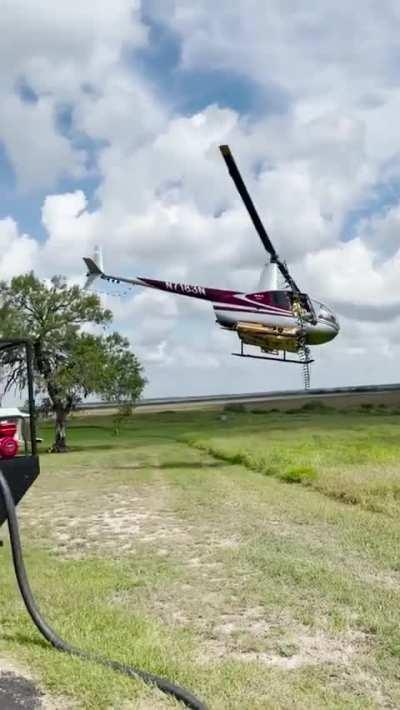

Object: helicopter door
[301,293,317,324]
[290,293,317,324]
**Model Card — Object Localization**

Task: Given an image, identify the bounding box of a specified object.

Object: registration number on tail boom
[165,282,206,296]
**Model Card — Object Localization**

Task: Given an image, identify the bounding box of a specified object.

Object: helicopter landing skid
[232,352,313,364]
[232,343,314,365]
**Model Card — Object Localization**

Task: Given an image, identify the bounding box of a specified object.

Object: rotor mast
[257,261,279,291]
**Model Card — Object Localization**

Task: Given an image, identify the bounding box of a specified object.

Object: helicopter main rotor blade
[219,145,300,293]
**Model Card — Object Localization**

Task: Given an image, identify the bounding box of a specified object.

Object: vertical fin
[83,245,104,290]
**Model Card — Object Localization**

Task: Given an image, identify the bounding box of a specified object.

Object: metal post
[25,342,37,456]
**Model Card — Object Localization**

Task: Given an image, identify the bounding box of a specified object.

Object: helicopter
[83,145,340,389]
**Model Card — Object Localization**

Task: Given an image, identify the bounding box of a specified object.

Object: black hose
[0,470,206,710]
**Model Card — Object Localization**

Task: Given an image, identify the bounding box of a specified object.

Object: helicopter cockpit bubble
[316,302,339,327]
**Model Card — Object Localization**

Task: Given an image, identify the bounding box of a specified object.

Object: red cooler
[0,421,18,458]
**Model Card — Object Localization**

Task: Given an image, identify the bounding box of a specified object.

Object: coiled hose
[0,470,206,710]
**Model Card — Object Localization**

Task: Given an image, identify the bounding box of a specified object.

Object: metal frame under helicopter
[232,340,314,365]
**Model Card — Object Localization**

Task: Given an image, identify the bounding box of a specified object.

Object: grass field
[2,405,400,708]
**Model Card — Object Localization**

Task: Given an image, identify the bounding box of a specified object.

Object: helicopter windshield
[316,302,337,325]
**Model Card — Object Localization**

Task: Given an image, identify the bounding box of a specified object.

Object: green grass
[2,407,400,707]
[180,407,400,514]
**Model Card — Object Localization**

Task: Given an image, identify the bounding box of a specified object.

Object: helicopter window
[271,291,290,307]
[288,292,311,312]
[319,306,337,324]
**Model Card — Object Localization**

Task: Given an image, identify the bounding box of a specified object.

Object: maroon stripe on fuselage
[138,277,244,303]
[137,277,292,311]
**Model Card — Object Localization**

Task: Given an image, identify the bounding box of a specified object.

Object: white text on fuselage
[165,282,206,296]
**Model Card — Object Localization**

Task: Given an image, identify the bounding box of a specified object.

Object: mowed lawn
[1,405,400,708]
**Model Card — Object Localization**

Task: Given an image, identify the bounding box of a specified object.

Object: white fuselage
[213,297,339,346]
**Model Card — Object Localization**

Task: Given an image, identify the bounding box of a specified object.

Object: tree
[0,273,146,451]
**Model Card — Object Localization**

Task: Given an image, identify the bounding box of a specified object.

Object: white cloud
[152,2,400,104]
[0,0,146,94]
[0,218,38,280]
[40,191,100,273]
[74,72,166,152]
[109,289,179,348]
[356,203,400,259]
[0,95,85,190]
[0,0,148,189]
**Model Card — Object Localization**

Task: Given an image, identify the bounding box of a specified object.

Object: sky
[1,0,400,398]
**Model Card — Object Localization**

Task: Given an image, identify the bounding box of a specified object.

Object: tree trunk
[50,408,68,453]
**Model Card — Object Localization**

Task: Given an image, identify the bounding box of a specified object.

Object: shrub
[250,407,282,415]
[300,401,333,413]
[223,403,246,413]
[280,465,317,484]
